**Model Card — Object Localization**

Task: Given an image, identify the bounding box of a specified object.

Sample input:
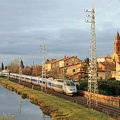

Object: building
[59,62,83,80]
[32,65,42,76]
[112,32,120,62]
[97,32,120,80]
[44,56,82,79]
[111,32,120,80]
[44,59,56,71]
[97,62,115,80]
[97,55,113,62]
[45,56,81,71]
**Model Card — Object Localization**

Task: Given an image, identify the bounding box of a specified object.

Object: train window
[52,83,62,88]
[31,79,37,82]
[66,81,75,86]
[26,78,30,80]
[57,80,63,82]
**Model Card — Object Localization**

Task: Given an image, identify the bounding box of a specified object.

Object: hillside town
[29,32,120,81]
[2,32,120,82]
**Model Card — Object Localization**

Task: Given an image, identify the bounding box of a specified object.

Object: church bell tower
[112,32,120,62]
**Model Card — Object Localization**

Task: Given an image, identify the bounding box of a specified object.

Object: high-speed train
[2,72,77,96]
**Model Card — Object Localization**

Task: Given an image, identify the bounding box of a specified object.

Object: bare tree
[8,59,19,73]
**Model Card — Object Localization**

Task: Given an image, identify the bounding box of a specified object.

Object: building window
[73,69,75,72]
[66,63,68,66]
[97,72,98,77]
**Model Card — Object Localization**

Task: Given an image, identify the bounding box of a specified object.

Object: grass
[0,77,113,120]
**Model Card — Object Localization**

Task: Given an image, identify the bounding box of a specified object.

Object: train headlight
[70,89,75,91]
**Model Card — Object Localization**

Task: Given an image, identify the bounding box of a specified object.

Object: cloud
[0,0,120,66]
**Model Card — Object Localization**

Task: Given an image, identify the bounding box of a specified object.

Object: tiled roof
[97,67,105,72]
[59,56,81,61]
[45,59,57,64]
[98,62,116,71]
[97,55,112,59]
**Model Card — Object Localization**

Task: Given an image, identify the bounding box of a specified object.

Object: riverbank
[0,78,113,120]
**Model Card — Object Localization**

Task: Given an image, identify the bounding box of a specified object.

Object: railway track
[7,78,120,119]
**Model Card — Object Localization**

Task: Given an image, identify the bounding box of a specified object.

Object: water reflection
[0,85,51,120]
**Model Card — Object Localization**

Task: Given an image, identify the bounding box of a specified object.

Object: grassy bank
[0,78,113,120]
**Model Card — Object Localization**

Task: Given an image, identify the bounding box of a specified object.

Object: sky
[0,0,120,66]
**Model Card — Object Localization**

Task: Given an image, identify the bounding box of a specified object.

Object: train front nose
[67,86,77,95]
[70,88,76,92]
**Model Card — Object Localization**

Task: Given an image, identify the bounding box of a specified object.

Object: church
[112,32,120,62]
[97,32,120,80]
[111,32,120,80]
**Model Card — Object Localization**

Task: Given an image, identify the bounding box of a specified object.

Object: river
[0,85,51,120]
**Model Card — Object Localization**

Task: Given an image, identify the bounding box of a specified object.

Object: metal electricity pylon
[40,45,46,79]
[85,8,98,108]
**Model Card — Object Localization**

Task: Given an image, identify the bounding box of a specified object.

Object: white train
[3,72,77,96]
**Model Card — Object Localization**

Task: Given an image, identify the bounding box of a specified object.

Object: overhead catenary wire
[56,0,120,41]
[96,0,120,16]
[46,0,120,59]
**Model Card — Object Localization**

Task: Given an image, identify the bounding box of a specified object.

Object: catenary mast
[85,8,98,108]
[40,44,46,78]
[19,59,23,84]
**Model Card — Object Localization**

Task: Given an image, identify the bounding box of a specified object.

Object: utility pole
[85,8,98,108]
[19,59,23,84]
[40,45,46,91]
[40,45,46,78]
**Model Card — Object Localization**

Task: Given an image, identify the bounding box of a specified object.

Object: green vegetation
[0,78,113,120]
[98,79,120,96]
[0,115,15,120]
[80,79,120,96]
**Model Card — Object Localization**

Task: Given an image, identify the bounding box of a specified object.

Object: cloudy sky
[0,0,120,66]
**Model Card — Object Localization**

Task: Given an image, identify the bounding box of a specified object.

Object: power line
[96,0,120,16]
[58,0,120,39]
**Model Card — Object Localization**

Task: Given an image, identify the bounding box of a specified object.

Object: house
[44,56,82,79]
[44,59,56,71]
[97,55,113,62]
[97,62,115,80]
[59,62,82,80]
[32,65,42,76]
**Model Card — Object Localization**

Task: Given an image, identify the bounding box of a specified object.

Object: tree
[5,66,8,70]
[1,63,4,70]
[79,58,89,80]
[8,59,19,73]
[20,60,24,69]
[84,57,89,66]
[23,66,32,75]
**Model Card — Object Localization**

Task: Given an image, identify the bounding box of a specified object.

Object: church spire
[115,31,120,40]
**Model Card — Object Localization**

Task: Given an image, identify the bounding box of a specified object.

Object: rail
[4,77,120,119]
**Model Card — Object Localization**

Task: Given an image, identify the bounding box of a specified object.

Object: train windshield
[66,81,75,86]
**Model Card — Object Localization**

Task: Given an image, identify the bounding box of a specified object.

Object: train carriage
[47,79,77,95]
[2,72,77,96]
